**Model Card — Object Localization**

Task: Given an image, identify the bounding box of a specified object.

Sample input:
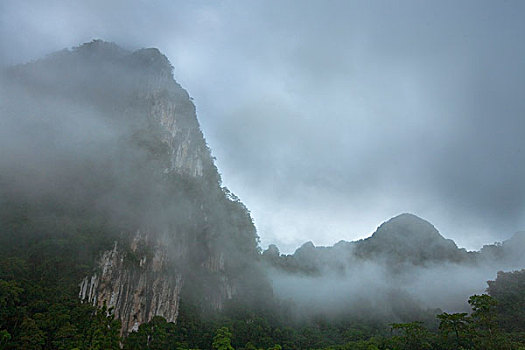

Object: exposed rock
[79,236,182,334]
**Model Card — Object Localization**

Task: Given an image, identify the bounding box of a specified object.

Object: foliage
[0,194,121,349]
[124,316,178,350]
[213,327,234,350]
[390,321,433,350]
[436,312,471,349]
[487,270,525,332]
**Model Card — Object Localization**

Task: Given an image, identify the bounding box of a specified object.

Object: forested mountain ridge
[355,213,471,265]
[263,213,523,275]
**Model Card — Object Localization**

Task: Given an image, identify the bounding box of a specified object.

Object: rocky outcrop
[79,236,183,334]
[64,41,218,334]
[129,46,212,177]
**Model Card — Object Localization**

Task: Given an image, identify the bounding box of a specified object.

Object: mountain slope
[1,40,268,334]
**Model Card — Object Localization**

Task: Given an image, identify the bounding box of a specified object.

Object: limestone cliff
[76,42,261,334]
[3,40,265,334]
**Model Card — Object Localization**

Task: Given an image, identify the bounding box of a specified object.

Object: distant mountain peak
[384,213,434,226]
[354,213,468,265]
[299,241,316,250]
[391,212,428,221]
[371,213,444,242]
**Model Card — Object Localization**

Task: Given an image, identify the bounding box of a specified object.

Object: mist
[1,47,157,228]
[262,214,525,324]
[1,1,524,253]
[267,261,495,321]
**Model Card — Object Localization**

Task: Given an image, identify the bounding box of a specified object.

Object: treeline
[121,287,525,350]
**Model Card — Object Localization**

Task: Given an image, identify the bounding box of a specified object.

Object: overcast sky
[1,0,524,253]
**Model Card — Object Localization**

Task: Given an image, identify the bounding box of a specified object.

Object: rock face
[79,235,183,333]
[67,42,224,334]
[4,40,264,334]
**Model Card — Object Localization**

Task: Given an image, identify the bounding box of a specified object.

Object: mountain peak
[391,212,428,221]
[372,213,443,241]
[294,241,316,255]
[128,47,173,76]
[356,213,467,265]
[72,39,129,60]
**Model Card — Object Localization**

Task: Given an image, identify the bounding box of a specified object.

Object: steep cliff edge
[2,40,266,334]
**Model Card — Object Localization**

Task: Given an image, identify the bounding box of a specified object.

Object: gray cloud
[1,0,524,252]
